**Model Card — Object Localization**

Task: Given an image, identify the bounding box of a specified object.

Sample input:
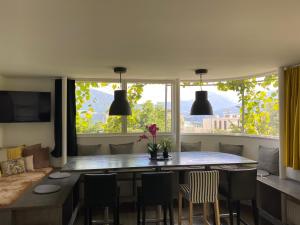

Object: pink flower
[137,124,160,145]
[137,133,149,142]
[148,124,159,137]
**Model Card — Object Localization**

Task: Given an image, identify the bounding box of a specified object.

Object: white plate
[34,184,61,194]
[49,172,71,179]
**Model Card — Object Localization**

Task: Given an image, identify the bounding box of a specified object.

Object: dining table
[61,151,257,172]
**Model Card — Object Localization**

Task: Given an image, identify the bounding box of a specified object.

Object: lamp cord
[200,74,203,91]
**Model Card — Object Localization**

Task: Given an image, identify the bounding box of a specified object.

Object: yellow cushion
[7,146,24,160]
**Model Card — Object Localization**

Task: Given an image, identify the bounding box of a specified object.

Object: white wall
[0,77,55,148]
[78,133,279,160]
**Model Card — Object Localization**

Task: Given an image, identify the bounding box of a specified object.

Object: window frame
[75,78,175,137]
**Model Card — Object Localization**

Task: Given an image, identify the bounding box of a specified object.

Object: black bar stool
[219,168,258,225]
[137,172,174,225]
[84,173,120,225]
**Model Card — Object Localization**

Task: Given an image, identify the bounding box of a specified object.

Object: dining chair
[84,173,120,225]
[137,172,174,225]
[219,167,258,225]
[178,170,220,225]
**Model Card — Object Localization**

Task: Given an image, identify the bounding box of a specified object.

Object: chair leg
[213,200,221,225]
[163,205,167,225]
[137,201,141,225]
[227,199,234,225]
[113,206,118,225]
[189,201,193,225]
[142,205,146,225]
[211,203,216,225]
[252,199,259,225]
[236,201,241,225]
[178,191,182,225]
[84,207,91,225]
[169,202,174,225]
[203,203,209,225]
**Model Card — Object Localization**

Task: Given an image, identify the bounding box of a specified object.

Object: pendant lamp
[109,67,132,116]
[190,69,213,115]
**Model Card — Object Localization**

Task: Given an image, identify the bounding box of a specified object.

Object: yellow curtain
[284,67,300,169]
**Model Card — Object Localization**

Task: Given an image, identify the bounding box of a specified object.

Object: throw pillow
[24,155,35,171]
[34,147,50,169]
[257,145,279,175]
[0,158,26,176]
[78,144,102,156]
[7,146,24,160]
[219,142,244,156]
[181,141,202,152]
[22,144,50,169]
[109,142,134,154]
[22,144,42,154]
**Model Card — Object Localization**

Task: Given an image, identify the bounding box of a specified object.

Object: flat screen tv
[0,91,51,123]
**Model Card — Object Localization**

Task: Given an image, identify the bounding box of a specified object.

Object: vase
[163,150,169,159]
[150,151,157,160]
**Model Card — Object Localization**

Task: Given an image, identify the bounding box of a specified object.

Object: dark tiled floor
[75,201,273,225]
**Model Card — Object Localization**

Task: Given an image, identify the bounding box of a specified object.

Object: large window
[180,74,279,137]
[75,81,172,134]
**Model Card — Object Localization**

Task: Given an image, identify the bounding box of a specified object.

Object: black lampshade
[190,91,213,115]
[109,90,132,116]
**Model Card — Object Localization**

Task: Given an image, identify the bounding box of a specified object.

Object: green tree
[217,75,279,136]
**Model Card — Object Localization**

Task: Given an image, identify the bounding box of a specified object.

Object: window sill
[181,133,279,140]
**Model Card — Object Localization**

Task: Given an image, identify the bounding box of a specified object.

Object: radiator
[286,198,300,225]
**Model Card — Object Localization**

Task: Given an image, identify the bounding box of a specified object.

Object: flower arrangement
[138,124,160,159]
[160,138,172,158]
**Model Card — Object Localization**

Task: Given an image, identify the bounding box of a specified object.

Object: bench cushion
[0,167,53,207]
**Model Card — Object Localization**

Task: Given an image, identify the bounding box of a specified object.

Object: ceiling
[1,0,300,80]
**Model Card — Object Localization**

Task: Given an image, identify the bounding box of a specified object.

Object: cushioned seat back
[141,172,173,204]
[181,141,201,152]
[109,142,134,154]
[219,142,243,156]
[188,170,219,203]
[220,168,257,201]
[84,173,118,207]
[257,145,279,175]
[78,144,102,156]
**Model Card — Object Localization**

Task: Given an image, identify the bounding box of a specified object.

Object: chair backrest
[84,173,118,207]
[141,172,173,205]
[227,168,257,200]
[188,170,219,203]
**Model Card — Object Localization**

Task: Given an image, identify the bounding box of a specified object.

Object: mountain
[80,89,240,123]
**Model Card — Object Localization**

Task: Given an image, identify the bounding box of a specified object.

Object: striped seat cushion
[180,170,219,203]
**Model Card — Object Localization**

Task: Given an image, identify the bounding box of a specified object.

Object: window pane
[75,81,122,134]
[180,83,241,134]
[127,83,172,133]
